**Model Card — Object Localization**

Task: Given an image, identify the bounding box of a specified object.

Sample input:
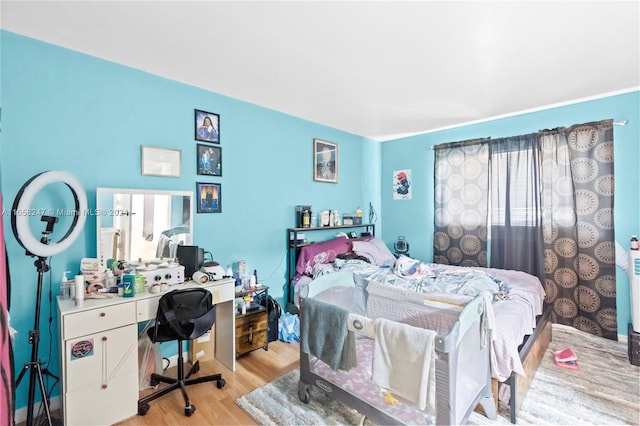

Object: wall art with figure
[313,138,338,183]
[197,182,221,213]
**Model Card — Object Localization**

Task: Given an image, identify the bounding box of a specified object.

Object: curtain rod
[430,119,630,150]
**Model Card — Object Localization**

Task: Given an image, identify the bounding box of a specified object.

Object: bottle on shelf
[302,209,311,228]
[631,235,639,250]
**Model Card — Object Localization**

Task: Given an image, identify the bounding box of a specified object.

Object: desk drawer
[63,303,136,339]
[235,311,268,334]
[64,369,138,426]
[236,328,267,356]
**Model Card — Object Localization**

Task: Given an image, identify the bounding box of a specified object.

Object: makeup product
[122,274,135,298]
[74,275,85,306]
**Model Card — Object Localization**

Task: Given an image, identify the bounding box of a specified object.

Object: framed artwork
[313,138,338,183]
[194,109,220,143]
[140,145,181,177]
[196,143,222,176]
[196,182,221,213]
[393,169,412,200]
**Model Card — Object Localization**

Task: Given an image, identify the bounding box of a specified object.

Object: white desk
[56,278,236,426]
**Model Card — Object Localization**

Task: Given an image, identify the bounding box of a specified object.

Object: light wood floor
[118,340,300,426]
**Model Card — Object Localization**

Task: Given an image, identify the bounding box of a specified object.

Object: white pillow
[352,238,396,267]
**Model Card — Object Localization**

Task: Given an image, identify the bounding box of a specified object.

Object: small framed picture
[140,145,181,177]
[196,182,221,213]
[195,109,220,143]
[313,138,338,183]
[196,143,222,176]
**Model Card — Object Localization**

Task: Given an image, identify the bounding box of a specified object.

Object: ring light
[11,170,87,257]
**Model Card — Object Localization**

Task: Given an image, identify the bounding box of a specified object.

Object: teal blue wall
[2,29,638,414]
[380,90,640,340]
[0,31,380,410]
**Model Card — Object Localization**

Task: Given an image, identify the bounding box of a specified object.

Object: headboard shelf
[286,224,375,310]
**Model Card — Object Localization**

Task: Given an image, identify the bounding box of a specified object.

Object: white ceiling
[2,1,639,141]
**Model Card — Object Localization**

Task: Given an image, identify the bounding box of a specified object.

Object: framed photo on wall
[313,138,338,183]
[196,182,221,213]
[196,143,222,176]
[194,109,220,143]
[140,145,181,177]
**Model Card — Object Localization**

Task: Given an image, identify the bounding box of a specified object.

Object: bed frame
[501,306,552,423]
[298,293,497,425]
[287,235,552,423]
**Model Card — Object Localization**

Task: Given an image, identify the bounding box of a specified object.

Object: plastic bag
[138,326,162,390]
[278,311,300,343]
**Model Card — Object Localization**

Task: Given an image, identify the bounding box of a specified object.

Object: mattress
[310,338,433,425]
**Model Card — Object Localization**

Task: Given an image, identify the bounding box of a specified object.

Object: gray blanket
[300,298,356,371]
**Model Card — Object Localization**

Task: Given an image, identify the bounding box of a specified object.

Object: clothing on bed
[372,318,437,414]
[351,238,397,267]
[300,297,356,371]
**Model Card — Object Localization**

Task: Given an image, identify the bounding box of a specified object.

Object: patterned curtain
[433,140,490,266]
[539,120,616,339]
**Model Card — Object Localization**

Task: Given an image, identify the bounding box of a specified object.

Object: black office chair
[138,288,226,417]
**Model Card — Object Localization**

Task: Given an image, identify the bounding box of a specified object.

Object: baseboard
[166,350,192,369]
[14,396,61,424]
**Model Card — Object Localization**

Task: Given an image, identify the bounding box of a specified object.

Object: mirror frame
[96,187,194,267]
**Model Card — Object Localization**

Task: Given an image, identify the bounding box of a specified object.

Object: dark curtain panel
[539,120,617,339]
[433,140,489,266]
[489,133,545,285]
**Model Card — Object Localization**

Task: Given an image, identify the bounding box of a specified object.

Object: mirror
[96,188,193,267]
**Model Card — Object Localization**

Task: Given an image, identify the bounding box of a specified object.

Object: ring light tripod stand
[11,171,87,426]
[14,217,60,426]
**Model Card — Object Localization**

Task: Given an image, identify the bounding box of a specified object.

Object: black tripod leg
[35,364,53,426]
[15,363,29,386]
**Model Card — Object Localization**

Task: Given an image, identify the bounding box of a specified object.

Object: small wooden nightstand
[235,286,269,358]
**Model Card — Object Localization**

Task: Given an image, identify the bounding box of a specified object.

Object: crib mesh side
[434,309,490,425]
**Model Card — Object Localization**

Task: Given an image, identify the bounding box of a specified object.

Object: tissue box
[343,215,354,225]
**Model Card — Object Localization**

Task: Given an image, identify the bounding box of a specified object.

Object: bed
[290,235,552,423]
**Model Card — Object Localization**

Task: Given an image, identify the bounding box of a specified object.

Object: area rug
[236,324,639,425]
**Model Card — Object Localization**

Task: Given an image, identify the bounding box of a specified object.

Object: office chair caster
[138,402,150,416]
[185,404,196,417]
[217,378,226,389]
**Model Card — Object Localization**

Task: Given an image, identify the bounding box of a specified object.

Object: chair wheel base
[217,378,226,389]
[185,405,196,417]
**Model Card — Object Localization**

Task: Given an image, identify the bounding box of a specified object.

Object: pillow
[351,238,396,267]
[295,236,353,277]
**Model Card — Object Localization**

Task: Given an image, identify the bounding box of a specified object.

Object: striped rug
[236,324,640,425]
